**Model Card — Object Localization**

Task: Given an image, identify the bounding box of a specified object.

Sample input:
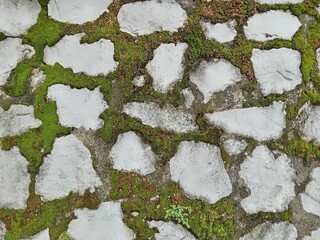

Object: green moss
[287,138,320,161]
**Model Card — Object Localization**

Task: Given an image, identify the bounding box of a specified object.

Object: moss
[287,138,320,161]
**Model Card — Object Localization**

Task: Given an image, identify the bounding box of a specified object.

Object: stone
[117,0,188,36]
[223,139,247,155]
[169,141,232,204]
[201,19,237,43]
[30,68,46,92]
[239,145,295,214]
[244,11,301,41]
[190,59,242,103]
[21,228,50,240]
[182,88,194,108]
[123,102,198,133]
[67,202,135,240]
[254,0,303,3]
[44,33,118,76]
[0,147,30,210]
[299,104,320,144]
[132,75,146,87]
[0,221,5,240]
[0,0,41,36]
[146,43,188,93]
[303,228,320,240]
[47,84,108,130]
[205,101,286,141]
[317,48,320,72]
[109,131,158,176]
[35,134,102,201]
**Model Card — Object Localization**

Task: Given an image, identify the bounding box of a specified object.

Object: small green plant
[165,204,192,228]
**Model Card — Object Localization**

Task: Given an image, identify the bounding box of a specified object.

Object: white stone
[48,0,113,24]
[0,105,42,137]
[35,134,102,201]
[117,0,188,36]
[146,43,188,93]
[47,84,108,130]
[239,145,295,214]
[0,147,30,210]
[67,202,135,240]
[190,59,242,103]
[169,141,232,204]
[148,221,196,240]
[317,5,320,15]
[240,222,298,240]
[109,131,158,176]
[182,88,194,108]
[223,139,247,155]
[244,11,301,42]
[21,228,50,240]
[252,48,302,95]
[205,101,286,141]
[300,104,320,144]
[201,19,237,43]
[303,228,320,240]
[0,221,5,240]
[0,0,41,36]
[44,33,118,76]
[0,38,36,86]
[123,102,198,133]
[132,75,145,87]
[317,48,320,72]
[30,68,46,92]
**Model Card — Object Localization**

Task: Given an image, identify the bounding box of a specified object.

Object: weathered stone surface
[0,221,5,240]
[21,228,50,240]
[44,33,118,76]
[223,139,247,155]
[47,84,108,130]
[254,0,303,3]
[117,0,188,36]
[30,68,46,92]
[201,19,237,43]
[299,104,320,144]
[67,202,135,240]
[146,43,188,93]
[205,101,286,141]
[239,145,295,214]
[123,102,198,133]
[169,141,232,204]
[132,75,146,87]
[35,134,102,201]
[303,228,320,240]
[182,88,194,108]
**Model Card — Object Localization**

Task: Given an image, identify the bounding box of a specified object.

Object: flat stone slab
[182,88,195,108]
[205,101,286,141]
[0,147,30,210]
[239,145,295,214]
[0,0,41,36]
[244,11,301,42]
[146,43,188,93]
[44,33,118,76]
[117,0,188,36]
[169,141,232,204]
[299,104,320,144]
[21,229,50,240]
[67,202,135,240]
[123,102,198,133]
[148,220,197,240]
[251,48,302,95]
[190,59,242,103]
[303,228,320,240]
[35,134,102,201]
[47,84,108,130]
[109,131,158,176]
[201,20,237,43]
[240,221,298,240]
[48,0,113,24]
[254,0,303,3]
[0,221,5,240]
[0,104,42,137]
[223,139,247,155]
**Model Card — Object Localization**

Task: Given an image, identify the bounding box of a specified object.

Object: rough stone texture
[47,84,108,130]
[301,168,320,217]
[109,131,158,176]
[205,101,286,141]
[254,0,303,3]
[251,48,302,95]
[148,220,197,240]
[21,229,50,240]
[123,102,198,133]
[0,38,36,86]
[240,221,298,240]
[244,11,301,41]
[190,59,242,103]
[0,147,30,210]
[48,0,113,24]
[44,33,118,76]
[0,0,41,36]
[146,43,188,93]
[299,103,320,144]
[132,75,146,87]
[117,0,188,36]
[169,141,232,204]
[67,202,135,240]
[223,139,247,155]
[182,88,194,108]
[303,228,320,240]
[0,105,42,137]
[239,145,295,214]
[317,48,320,73]
[0,221,5,240]
[35,134,102,201]
[201,19,237,43]
[30,68,46,92]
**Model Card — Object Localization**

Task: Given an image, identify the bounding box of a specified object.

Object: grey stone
[182,88,194,108]
[0,221,5,240]
[223,139,247,155]
[201,19,237,43]
[303,228,320,240]
[21,228,50,240]
[30,68,46,92]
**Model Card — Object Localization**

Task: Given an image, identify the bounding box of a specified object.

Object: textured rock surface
[47,84,108,130]
[223,139,247,155]
[303,228,320,240]
[123,102,198,133]
[182,88,195,108]
[299,104,320,144]
[21,228,50,240]
[0,221,5,240]
[35,135,102,201]
[301,168,320,217]
[169,141,232,204]
[0,147,30,210]
[148,221,197,240]
[254,0,303,3]
[132,75,146,87]
[205,101,286,141]
[67,202,135,240]
[201,19,237,43]
[44,33,118,76]
[30,68,46,92]
[117,0,188,36]
[146,43,188,93]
